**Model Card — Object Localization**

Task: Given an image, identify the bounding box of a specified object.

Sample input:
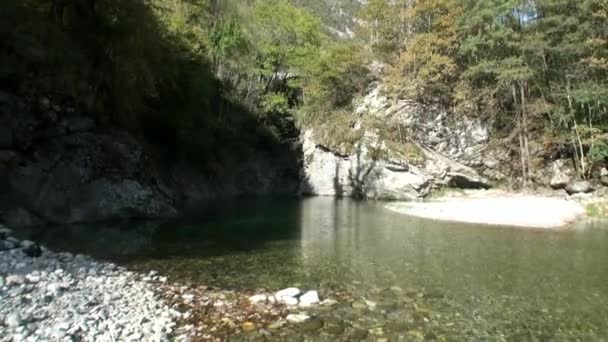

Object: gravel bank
[385,194,586,228]
[0,227,180,341]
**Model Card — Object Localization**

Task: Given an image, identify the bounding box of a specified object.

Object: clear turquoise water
[19,197,608,340]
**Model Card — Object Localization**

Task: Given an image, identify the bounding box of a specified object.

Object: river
[16,197,608,340]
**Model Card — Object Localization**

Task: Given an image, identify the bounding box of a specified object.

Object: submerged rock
[241,321,256,332]
[286,314,310,323]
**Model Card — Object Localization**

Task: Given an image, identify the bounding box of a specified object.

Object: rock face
[301,131,432,200]
[301,84,491,199]
[1,130,178,224]
[0,91,301,225]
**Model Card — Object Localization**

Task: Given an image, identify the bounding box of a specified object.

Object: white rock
[320,299,338,306]
[6,313,22,327]
[280,297,298,306]
[286,314,310,323]
[275,287,300,299]
[298,291,320,307]
[248,294,267,304]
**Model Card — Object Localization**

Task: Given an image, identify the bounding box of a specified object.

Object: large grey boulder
[566,180,593,194]
[550,160,574,189]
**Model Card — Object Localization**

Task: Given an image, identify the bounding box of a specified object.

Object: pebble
[0,233,180,341]
[6,313,22,327]
[241,322,256,332]
[248,294,267,303]
[286,314,311,323]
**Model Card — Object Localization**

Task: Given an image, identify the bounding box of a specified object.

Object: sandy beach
[385,193,586,228]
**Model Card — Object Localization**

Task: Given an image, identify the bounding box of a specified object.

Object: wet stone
[242,321,257,332]
[298,317,323,332]
[350,328,369,341]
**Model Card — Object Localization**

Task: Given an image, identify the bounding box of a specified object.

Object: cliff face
[300,83,494,199]
[0,91,301,226]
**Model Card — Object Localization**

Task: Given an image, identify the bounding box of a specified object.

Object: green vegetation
[585,202,608,218]
[372,0,608,184]
[2,0,607,182]
[0,0,371,168]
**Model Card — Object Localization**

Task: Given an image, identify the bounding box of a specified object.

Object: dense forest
[1,0,607,184]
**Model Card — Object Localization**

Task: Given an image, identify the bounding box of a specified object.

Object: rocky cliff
[300,83,495,200]
[0,91,301,227]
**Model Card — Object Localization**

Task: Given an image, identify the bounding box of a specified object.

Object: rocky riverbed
[0,226,181,341]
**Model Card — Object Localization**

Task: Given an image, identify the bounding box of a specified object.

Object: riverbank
[384,190,587,228]
[0,227,183,341]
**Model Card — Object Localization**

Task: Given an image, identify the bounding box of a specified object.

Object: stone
[0,239,16,251]
[551,172,571,189]
[351,300,367,310]
[0,227,13,239]
[6,275,26,286]
[21,240,43,257]
[275,287,300,300]
[241,322,256,332]
[350,328,369,341]
[601,175,608,187]
[320,299,338,306]
[6,313,22,328]
[566,180,592,194]
[286,314,310,324]
[550,160,574,189]
[364,299,377,310]
[267,320,287,330]
[299,317,324,332]
[248,294,267,303]
[281,297,298,306]
[298,291,320,307]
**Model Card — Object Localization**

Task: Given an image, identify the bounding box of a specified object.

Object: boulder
[600,168,608,186]
[0,239,16,251]
[549,159,574,189]
[20,240,42,257]
[275,287,300,301]
[566,180,592,194]
[0,227,13,239]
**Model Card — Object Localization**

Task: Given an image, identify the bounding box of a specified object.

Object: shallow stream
[17,197,608,340]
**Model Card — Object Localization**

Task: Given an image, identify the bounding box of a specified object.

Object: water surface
[18,197,608,340]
